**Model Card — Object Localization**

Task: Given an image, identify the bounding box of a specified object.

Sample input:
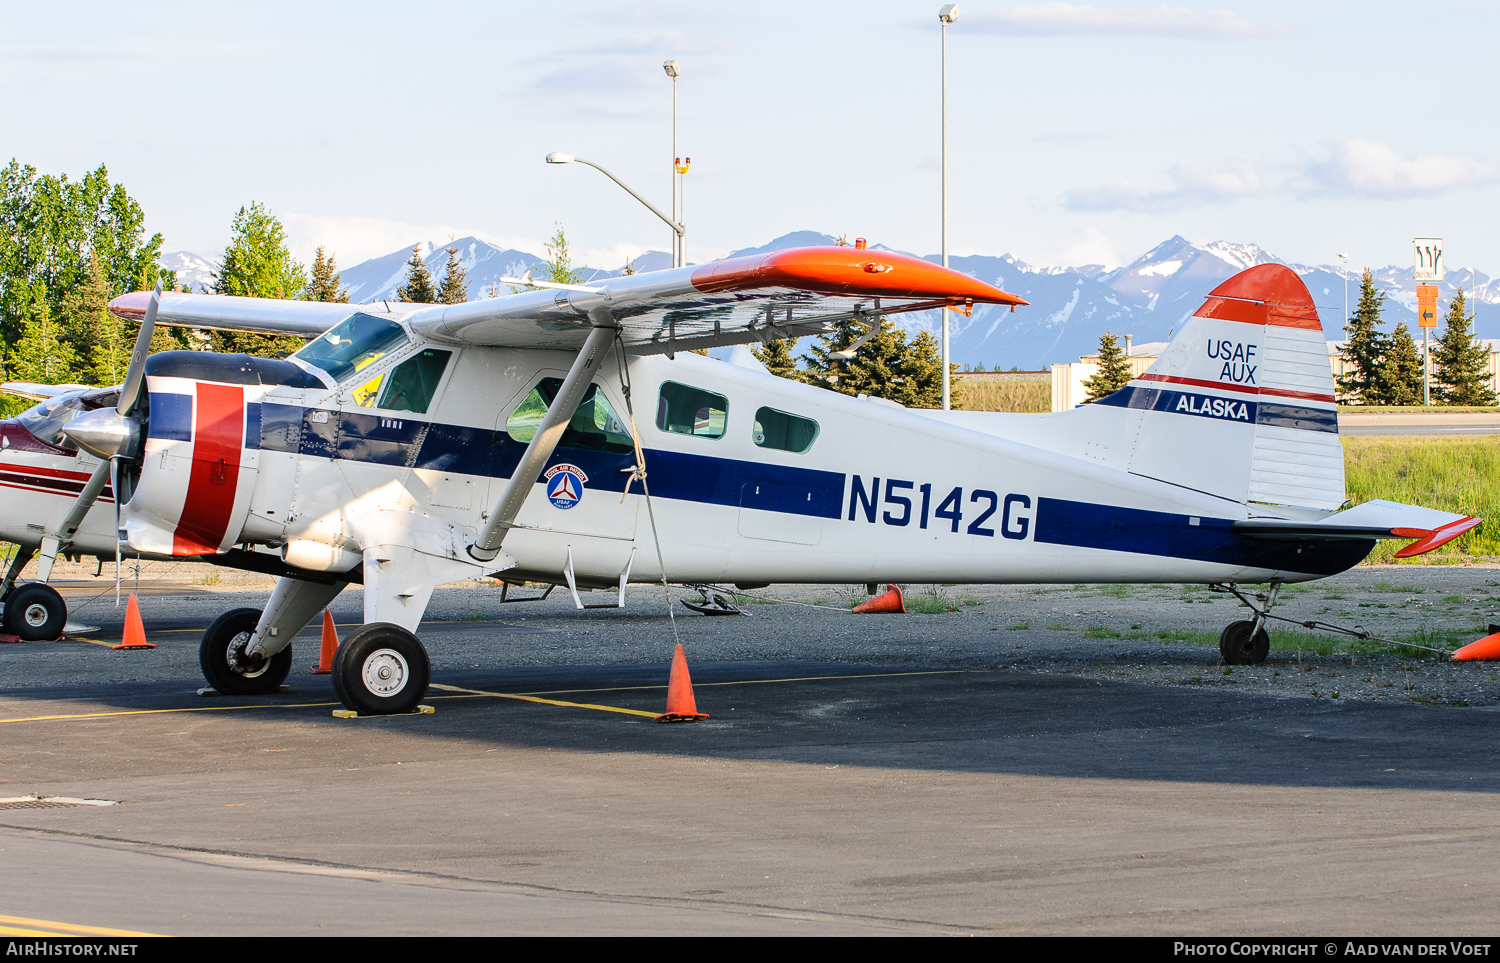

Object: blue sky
[3,1,1496,275]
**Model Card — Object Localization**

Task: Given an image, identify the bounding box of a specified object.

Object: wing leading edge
[107,246,1027,353]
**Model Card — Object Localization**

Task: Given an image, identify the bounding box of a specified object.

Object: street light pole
[939,4,959,411]
[1338,252,1349,327]
[545,153,684,254]
[664,60,681,268]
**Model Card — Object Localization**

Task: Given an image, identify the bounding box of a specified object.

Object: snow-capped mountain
[161,251,218,294]
[166,234,1499,370]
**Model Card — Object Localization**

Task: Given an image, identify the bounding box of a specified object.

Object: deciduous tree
[211,202,308,356]
[6,281,78,384]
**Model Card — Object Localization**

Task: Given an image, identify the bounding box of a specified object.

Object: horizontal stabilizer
[1234,499,1481,558]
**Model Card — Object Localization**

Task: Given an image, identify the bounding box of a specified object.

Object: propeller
[54,283,160,604]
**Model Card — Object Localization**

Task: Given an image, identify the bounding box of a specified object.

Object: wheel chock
[332,705,435,719]
[655,644,709,723]
[113,594,156,649]
[198,685,291,697]
[0,633,21,644]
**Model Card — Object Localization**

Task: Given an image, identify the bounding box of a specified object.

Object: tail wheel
[199,607,293,695]
[332,622,430,716]
[4,583,67,641]
[1219,620,1270,665]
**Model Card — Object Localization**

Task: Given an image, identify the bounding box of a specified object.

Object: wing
[107,247,1026,352]
[1,381,95,401]
[106,291,356,337]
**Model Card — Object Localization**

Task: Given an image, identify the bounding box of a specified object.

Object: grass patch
[906,585,959,614]
[1008,621,1030,630]
[1096,584,1132,597]
[1083,625,1122,638]
[196,570,222,586]
[960,380,1049,413]
[1371,581,1425,594]
[1344,437,1500,562]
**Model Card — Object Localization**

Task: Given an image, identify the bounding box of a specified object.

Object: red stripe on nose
[172,383,244,556]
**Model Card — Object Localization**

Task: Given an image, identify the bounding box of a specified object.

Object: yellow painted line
[509,668,986,698]
[0,913,165,937]
[428,683,659,718]
[0,701,341,725]
[67,637,116,648]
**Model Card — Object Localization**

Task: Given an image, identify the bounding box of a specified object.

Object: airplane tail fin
[1095,264,1343,511]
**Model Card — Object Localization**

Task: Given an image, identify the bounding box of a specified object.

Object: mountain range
[165,233,1498,370]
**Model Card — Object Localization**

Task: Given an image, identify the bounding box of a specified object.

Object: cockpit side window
[16,392,87,448]
[295,314,409,383]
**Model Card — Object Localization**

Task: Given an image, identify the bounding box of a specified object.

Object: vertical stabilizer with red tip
[1094,264,1342,511]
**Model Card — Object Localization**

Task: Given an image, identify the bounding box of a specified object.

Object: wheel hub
[23,603,48,628]
[361,648,409,697]
[226,632,269,678]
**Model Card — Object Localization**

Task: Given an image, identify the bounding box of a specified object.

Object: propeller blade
[117,281,161,418]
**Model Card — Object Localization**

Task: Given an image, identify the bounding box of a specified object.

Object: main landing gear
[2,582,67,641]
[1211,582,1279,665]
[331,623,431,716]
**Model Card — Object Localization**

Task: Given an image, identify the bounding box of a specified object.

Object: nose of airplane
[62,407,139,460]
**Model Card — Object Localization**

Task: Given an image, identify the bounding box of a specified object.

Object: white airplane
[0,245,1479,714]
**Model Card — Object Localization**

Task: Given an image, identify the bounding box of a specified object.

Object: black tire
[1219,620,1270,665]
[332,622,430,716]
[199,607,292,695]
[4,583,67,641]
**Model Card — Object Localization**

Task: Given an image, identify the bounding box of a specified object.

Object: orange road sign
[1417,284,1439,327]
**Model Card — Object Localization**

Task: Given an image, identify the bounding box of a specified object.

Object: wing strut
[468,325,617,562]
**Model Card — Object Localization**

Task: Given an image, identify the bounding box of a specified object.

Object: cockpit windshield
[294,314,409,383]
[17,391,88,448]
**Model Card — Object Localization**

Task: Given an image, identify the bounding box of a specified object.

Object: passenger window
[656,381,727,439]
[752,407,819,454]
[377,348,452,413]
[506,378,634,454]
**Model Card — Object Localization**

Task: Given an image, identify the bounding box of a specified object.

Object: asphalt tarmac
[4,572,1500,936]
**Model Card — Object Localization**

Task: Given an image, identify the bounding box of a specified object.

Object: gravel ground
[6,558,1500,709]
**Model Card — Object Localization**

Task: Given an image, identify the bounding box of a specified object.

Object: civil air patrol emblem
[544,463,588,509]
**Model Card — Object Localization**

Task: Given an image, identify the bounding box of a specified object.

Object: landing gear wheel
[332,622,430,716]
[1219,620,1270,665]
[3,583,66,641]
[199,607,292,695]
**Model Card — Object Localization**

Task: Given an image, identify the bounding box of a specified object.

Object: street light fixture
[938,4,959,410]
[545,153,685,257]
[663,60,683,267]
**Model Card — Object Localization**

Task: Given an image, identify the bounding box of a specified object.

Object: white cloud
[964,4,1291,39]
[1063,161,1262,212]
[1295,140,1500,200]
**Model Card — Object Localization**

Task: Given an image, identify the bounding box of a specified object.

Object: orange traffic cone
[113,593,155,650]
[852,583,906,614]
[311,611,338,674]
[1452,632,1500,661]
[655,644,709,723]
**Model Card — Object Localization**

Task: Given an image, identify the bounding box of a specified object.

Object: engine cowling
[120,352,324,558]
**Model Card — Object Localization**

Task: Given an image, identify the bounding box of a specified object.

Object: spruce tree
[306,246,350,303]
[1082,331,1132,403]
[7,282,78,384]
[803,314,906,400]
[436,245,469,305]
[901,328,959,409]
[752,337,802,380]
[211,202,309,357]
[396,245,436,303]
[1335,269,1390,405]
[1432,289,1496,406]
[1376,323,1423,406]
